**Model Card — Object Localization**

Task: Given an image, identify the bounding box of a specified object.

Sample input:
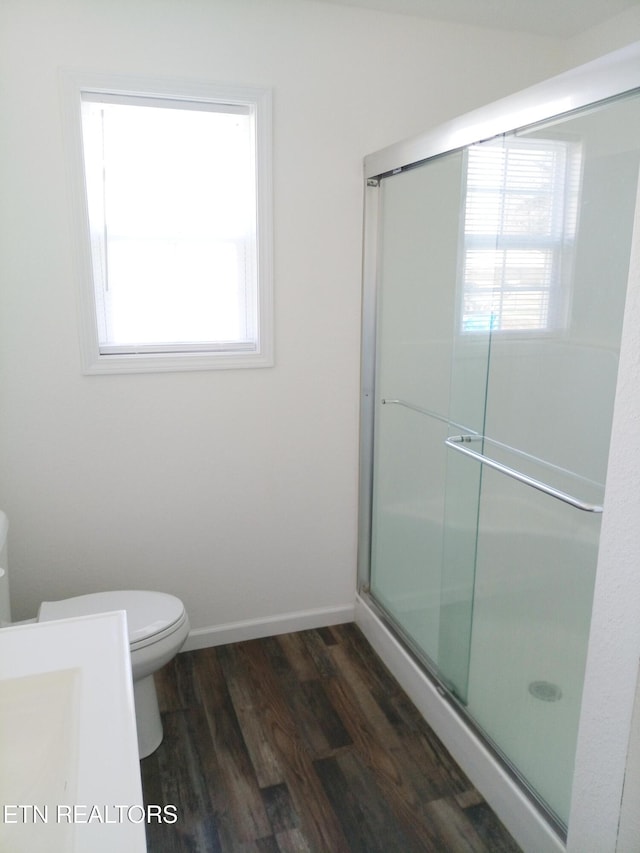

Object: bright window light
[461,137,581,334]
[64,74,273,373]
[83,97,256,349]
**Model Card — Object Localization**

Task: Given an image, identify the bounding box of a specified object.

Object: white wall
[0,0,564,637]
[616,663,640,851]
[564,5,640,66]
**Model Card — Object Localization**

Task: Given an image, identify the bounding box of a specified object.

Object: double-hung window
[461,136,581,334]
[63,73,273,373]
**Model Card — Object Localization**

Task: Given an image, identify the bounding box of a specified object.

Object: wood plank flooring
[140,623,521,852]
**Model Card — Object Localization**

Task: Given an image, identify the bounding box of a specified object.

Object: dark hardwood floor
[141,623,521,852]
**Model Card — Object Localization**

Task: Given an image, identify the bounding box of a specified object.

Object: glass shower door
[453,92,640,825]
[369,149,490,700]
[367,86,640,830]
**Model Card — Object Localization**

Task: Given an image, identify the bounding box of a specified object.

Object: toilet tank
[0,512,11,625]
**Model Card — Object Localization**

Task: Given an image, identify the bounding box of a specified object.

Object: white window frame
[60,71,273,374]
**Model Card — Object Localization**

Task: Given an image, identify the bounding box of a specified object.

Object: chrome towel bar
[445,435,603,513]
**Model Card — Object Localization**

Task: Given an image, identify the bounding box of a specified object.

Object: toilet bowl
[38,590,190,758]
[0,511,189,757]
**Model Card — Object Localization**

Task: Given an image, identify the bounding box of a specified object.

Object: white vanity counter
[0,610,147,852]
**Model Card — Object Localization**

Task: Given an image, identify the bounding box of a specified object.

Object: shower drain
[528,681,563,702]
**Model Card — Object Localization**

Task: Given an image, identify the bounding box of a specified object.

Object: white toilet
[0,511,189,759]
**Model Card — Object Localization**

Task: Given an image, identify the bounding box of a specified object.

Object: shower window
[461,137,581,334]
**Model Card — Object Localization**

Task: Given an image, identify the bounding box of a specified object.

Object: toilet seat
[38,590,187,651]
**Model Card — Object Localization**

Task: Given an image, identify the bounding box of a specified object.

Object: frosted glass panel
[370,151,467,671]
[462,91,640,825]
[374,154,464,411]
[371,406,448,663]
[466,469,600,824]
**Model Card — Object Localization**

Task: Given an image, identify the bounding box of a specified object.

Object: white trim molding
[182,603,355,652]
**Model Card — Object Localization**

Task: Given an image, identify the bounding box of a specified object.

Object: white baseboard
[354,595,565,853]
[182,602,355,651]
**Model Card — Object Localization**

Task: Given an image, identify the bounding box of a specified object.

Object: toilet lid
[38,590,186,647]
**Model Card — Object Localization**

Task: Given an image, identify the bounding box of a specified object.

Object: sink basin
[0,612,146,852]
[0,668,80,852]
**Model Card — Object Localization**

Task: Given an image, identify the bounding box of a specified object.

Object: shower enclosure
[358,49,640,840]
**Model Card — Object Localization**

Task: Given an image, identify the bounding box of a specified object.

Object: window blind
[462,137,579,333]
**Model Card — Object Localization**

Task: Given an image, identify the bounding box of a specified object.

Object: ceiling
[315,0,640,37]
